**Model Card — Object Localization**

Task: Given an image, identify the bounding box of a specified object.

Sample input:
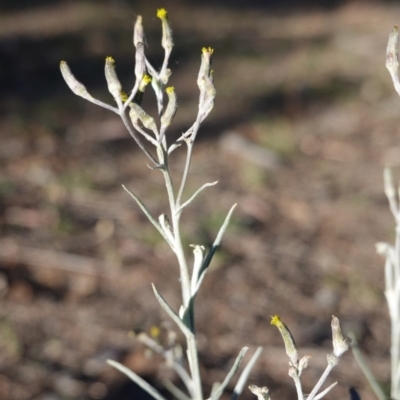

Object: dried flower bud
[60,61,93,101]
[135,42,146,82]
[105,56,122,101]
[288,365,297,379]
[249,385,270,400]
[298,355,312,376]
[331,315,350,358]
[157,8,173,53]
[133,15,144,47]
[271,315,298,363]
[197,47,214,89]
[161,86,177,129]
[129,103,158,136]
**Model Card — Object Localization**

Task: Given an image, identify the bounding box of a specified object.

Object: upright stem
[158,145,203,400]
[158,145,191,307]
[187,333,203,400]
[292,374,303,400]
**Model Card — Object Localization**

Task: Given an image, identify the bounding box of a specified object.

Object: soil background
[0,0,399,399]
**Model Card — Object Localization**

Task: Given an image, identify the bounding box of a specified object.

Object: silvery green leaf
[107,360,167,400]
[194,204,237,295]
[122,185,175,250]
[163,379,191,400]
[231,347,263,400]
[313,382,338,400]
[211,347,248,400]
[177,181,218,215]
[152,284,192,337]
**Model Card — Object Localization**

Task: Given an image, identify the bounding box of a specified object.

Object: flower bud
[60,61,93,101]
[104,56,122,101]
[331,315,350,358]
[271,315,298,363]
[133,15,144,47]
[298,355,311,376]
[197,47,213,89]
[157,8,173,53]
[249,385,270,400]
[199,73,216,120]
[135,41,146,82]
[161,86,177,130]
[129,103,158,136]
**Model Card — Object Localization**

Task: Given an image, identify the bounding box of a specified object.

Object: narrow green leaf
[123,185,175,250]
[177,181,218,214]
[211,347,248,400]
[163,379,191,400]
[231,347,263,400]
[313,382,337,400]
[349,332,386,400]
[107,359,167,400]
[152,283,192,337]
[194,204,237,295]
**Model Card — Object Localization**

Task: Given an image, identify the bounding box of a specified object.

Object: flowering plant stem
[61,8,261,400]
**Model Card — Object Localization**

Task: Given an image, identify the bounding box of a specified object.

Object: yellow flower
[202,47,214,55]
[157,8,168,19]
[157,8,173,52]
[270,315,284,328]
[120,91,129,102]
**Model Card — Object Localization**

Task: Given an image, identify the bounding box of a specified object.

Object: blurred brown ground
[0,0,399,399]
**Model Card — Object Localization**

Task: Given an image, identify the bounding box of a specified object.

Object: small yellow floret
[202,47,214,55]
[142,75,152,84]
[157,8,168,19]
[166,86,175,94]
[105,56,115,63]
[120,91,129,102]
[150,326,160,338]
[270,315,283,328]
